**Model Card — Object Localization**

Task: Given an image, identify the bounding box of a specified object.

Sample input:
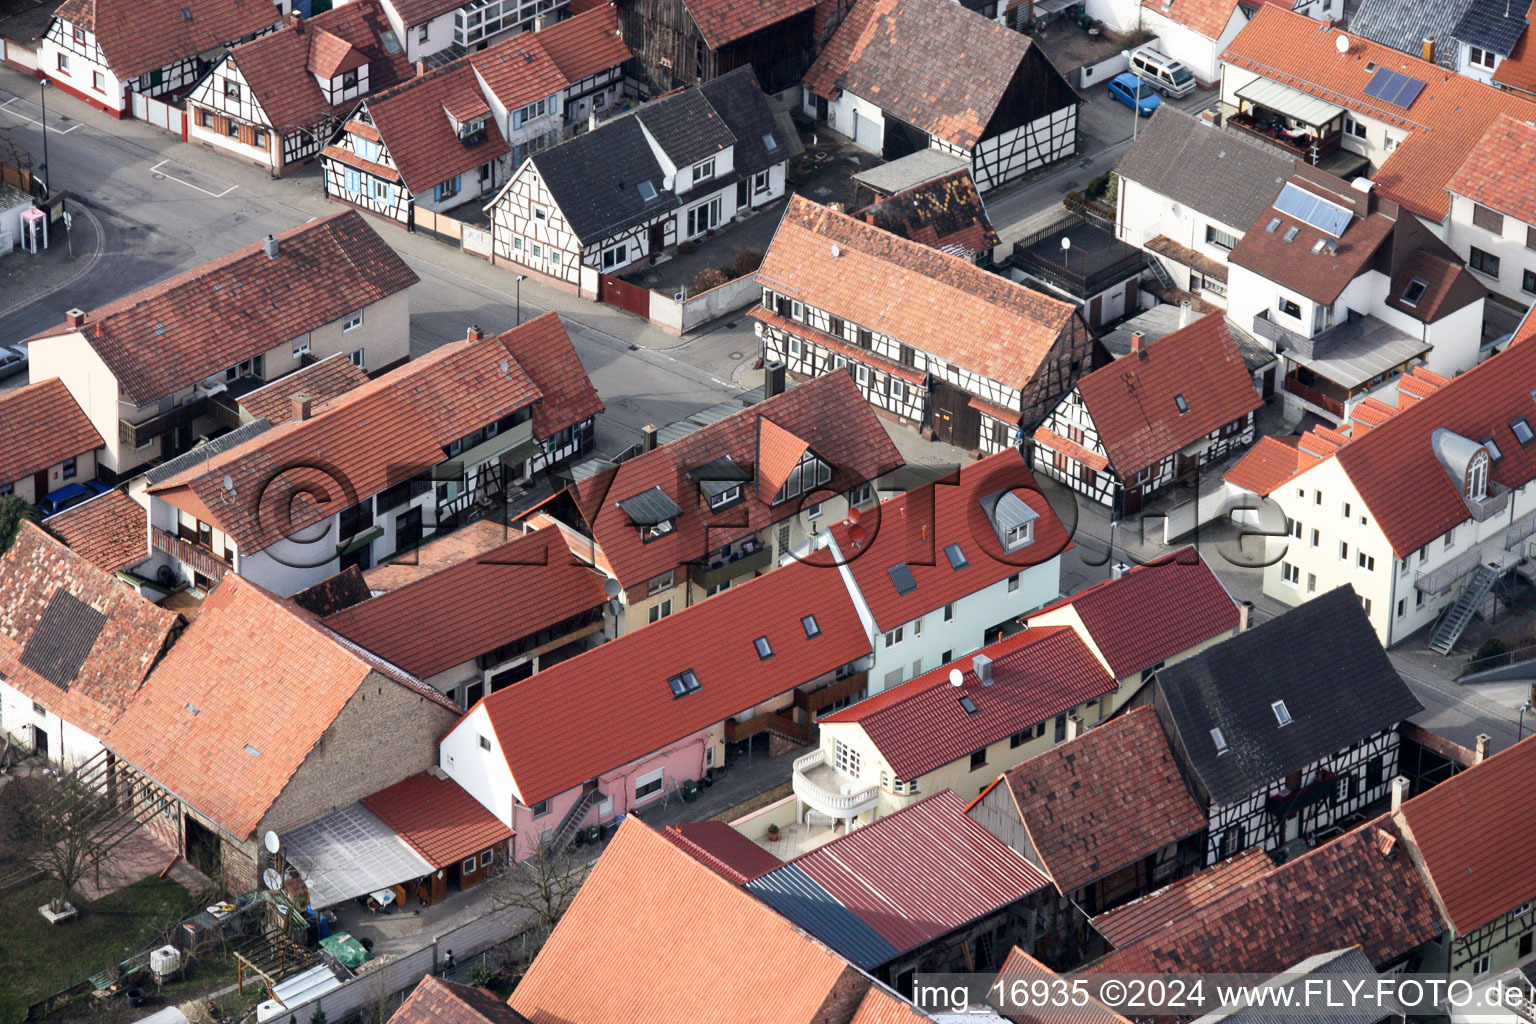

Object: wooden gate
[930,381,981,449]
[600,273,652,318]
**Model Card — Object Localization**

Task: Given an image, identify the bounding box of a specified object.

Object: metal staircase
[1428,564,1499,654]
[1146,255,1176,291]
[550,787,604,850]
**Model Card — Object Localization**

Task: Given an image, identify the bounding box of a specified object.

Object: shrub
[469,961,497,988]
[691,267,729,293]
[1471,637,1509,668]
[732,248,763,278]
[677,240,699,255]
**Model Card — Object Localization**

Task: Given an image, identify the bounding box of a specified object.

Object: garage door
[852,110,881,153]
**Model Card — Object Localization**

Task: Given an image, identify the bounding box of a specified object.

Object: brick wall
[261,672,458,835]
[811,966,874,1024]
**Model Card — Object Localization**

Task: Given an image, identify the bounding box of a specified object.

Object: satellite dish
[264,830,280,854]
[846,506,862,526]
[1060,236,1072,251]
[603,576,621,598]
[949,669,964,688]
[1335,33,1350,54]
[263,868,282,890]
[848,523,868,547]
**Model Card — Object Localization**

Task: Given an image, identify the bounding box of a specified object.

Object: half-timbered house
[486,65,792,290]
[616,0,819,98]
[1031,312,1261,516]
[802,0,1078,192]
[754,195,1093,449]
[187,4,413,175]
[369,0,570,63]
[41,0,280,118]
[1143,587,1424,866]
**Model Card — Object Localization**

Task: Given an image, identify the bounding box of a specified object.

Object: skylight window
[1211,727,1228,754]
[1265,217,1282,234]
[668,670,701,698]
[959,696,980,715]
[244,744,261,757]
[1174,394,1189,414]
[637,180,658,201]
[185,703,199,716]
[754,636,773,660]
[1283,225,1300,243]
[1513,418,1535,444]
[763,132,779,152]
[889,563,918,595]
[801,615,821,638]
[944,543,968,570]
[1272,699,1293,726]
[1484,437,1503,460]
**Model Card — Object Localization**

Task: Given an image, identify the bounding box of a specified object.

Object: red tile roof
[995,948,1134,1024]
[532,6,632,81]
[511,819,865,1024]
[323,526,610,678]
[1222,6,1536,221]
[1223,435,1312,496]
[0,523,179,738]
[1143,0,1240,39]
[756,416,812,500]
[825,449,1069,634]
[237,354,370,424]
[492,313,604,438]
[149,334,544,554]
[105,574,456,838]
[44,489,148,575]
[569,371,901,590]
[822,627,1115,781]
[847,989,934,1024]
[660,821,783,884]
[362,771,514,868]
[770,790,1051,953]
[54,0,278,78]
[1024,548,1239,680]
[804,0,1039,149]
[1087,818,1441,974]
[363,519,511,591]
[758,196,1080,391]
[223,1,412,135]
[389,976,532,1024]
[1090,848,1272,949]
[1396,734,1536,934]
[994,706,1206,893]
[469,35,567,114]
[1492,28,1536,93]
[28,212,417,406]
[360,61,512,195]
[0,378,103,487]
[1447,114,1536,225]
[474,554,870,805]
[1384,249,1483,324]
[381,0,469,28]
[1073,313,1260,478]
[685,0,820,49]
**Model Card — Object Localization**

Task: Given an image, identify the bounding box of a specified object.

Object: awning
[1236,78,1345,127]
[281,802,433,909]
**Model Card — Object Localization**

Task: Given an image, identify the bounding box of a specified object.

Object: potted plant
[766,823,780,842]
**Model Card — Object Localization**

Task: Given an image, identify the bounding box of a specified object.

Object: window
[969,748,987,770]
[849,482,873,506]
[649,599,671,623]
[92,70,104,91]
[647,570,673,596]
[1307,573,1317,593]
[61,457,77,480]
[57,52,69,71]
[342,310,364,332]
[1272,700,1292,726]
[601,244,627,270]
[801,614,820,638]
[418,23,430,42]
[480,849,494,867]
[1205,224,1238,250]
[1418,545,1428,564]
[883,626,903,647]
[686,197,721,238]
[223,78,240,100]
[1513,418,1534,444]
[753,170,770,195]
[373,178,390,202]
[943,602,954,622]
[1005,520,1033,549]
[1524,270,1536,296]
[1472,954,1492,977]
[1010,730,1029,748]
[1007,573,1020,593]
[1397,599,1406,618]
[478,734,491,751]
[349,349,365,368]
[1467,451,1489,500]
[1469,246,1500,278]
[635,769,664,801]
[533,205,548,221]
[1053,714,1068,744]
[1314,490,1323,506]
[1218,824,1245,858]
[709,485,741,509]
[1445,525,1458,549]
[754,636,773,660]
[1358,552,1375,572]
[1333,772,1357,805]
[1339,540,1349,561]
[435,175,462,203]
[71,25,84,43]
[340,69,359,91]
[692,158,715,182]
[1400,278,1427,306]
[667,669,701,698]
[1472,203,1504,234]
[890,379,907,402]
[1281,561,1300,586]
[1469,46,1497,71]
[462,857,477,875]
[1344,115,1367,139]
[806,502,822,519]
[1278,297,1302,319]
[833,739,861,778]
[1310,528,1320,549]
[791,299,804,321]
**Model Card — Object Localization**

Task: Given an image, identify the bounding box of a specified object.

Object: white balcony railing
[792,749,879,818]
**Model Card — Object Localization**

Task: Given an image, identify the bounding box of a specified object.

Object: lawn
[0,876,197,1024]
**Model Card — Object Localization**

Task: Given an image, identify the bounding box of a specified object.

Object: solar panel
[1362,67,1425,109]
[1274,183,1352,237]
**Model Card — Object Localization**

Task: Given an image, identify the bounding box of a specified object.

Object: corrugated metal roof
[748,864,901,968]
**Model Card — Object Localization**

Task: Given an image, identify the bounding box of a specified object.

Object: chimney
[1239,600,1254,632]
[290,393,313,422]
[1066,714,1085,740]
[1111,561,1130,579]
[1422,37,1435,63]
[1475,733,1491,764]
[263,234,279,260]
[1129,331,1146,356]
[415,59,428,77]
[764,358,786,399]
[466,324,483,341]
[1389,775,1410,812]
[287,10,303,30]
[640,424,658,452]
[66,308,86,328]
[973,654,993,686]
[1179,299,1193,328]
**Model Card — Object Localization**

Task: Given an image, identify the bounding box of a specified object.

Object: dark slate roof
[19,589,109,690]
[615,485,685,525]
[289,566,372,617]
[1348,0,1470,68]
[529,115,678,244]
[1154,587,1424,806]
[695,65,791,174]
[637,87,735,166]
[142,419,274,486]
[1116,108,1295,231]
[747,863,900,968]
[1453,0,1531,57]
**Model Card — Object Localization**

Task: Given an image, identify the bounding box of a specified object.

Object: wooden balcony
[796,673,867,715]
[1228,111,1342,166]
[724,709,808,744]
[150,527,229,582]
[1282,374,1345,418]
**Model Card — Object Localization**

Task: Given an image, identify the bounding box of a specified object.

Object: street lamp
[1121,50,1141,143]
[515,274,528,325]
[37,78,50,194]
[1520,702,1532,741]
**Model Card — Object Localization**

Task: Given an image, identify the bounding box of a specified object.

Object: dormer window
[617,486,684,542]
[1006,520,1033,548]
[709,485,740,509]
[689,454,751,511]
[339,68,360,92]
[459,115,489,145]
[984,489,1039,553]
[1467,449,1490,501]
[774,451,832,504]
[693,158,715,183]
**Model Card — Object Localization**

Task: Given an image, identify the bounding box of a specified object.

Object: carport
[280,803,433,910]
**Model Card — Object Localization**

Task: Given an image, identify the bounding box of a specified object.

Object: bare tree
[489,837,589,942]
[18,771,113,911]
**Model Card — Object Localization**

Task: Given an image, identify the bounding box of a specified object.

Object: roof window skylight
[802,615,821,638]
[1513,418,1534,444]
[754,636,773,660]
[1174,394,1189,414]
[668,670,701,698]
[1272,699,1293,726]
[944,543,968,570]
[959,696,979,715]
[638,180,658,201]
[1401,278,1427,306]
[1211,727,1228,754]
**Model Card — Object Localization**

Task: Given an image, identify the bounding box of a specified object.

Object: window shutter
[238,124,255,147]
[214,114,229,135]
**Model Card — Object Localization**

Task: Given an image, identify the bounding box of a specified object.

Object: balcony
[1265,769,1337,815]
[1283,374,1345,418]
[119,396,208,448]
[795,672,868,715]
[1010,216,1147,302]
[724,709,809,744]
[1227,110,1342,166]
[791,748,879,821]
[691,540,772,593]
[150,527,229,582]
